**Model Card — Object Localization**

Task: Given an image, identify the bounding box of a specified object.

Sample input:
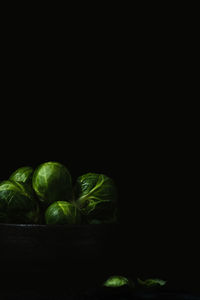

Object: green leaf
[137,278,167,288]
[103,275,134,288]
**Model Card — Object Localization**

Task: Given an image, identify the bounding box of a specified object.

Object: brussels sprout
[32,161,72,207]
[103,275,131,288]
[9,166,34,184]
[74,173,118,224]
[0,180,39,224]
[45,201,81,225]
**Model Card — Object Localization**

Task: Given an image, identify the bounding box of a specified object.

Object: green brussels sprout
[74,173,118,224]
[9,166,37,208]
[9,166,34,184]
[103,275,131,288]
[0,180,39,224]
[32,161,72,207]
[45,201,81,225]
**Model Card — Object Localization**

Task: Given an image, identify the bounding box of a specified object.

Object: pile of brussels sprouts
[0,161,118,225]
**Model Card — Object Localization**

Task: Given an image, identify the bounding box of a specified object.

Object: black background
[1,79,198,293]
[0,11,199,295]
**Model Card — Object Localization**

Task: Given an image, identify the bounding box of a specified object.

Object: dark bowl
[0,222,131,293]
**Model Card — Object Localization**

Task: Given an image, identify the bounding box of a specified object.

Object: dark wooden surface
[0,286,200,300]
[0,223,129,292]
[0,222,199,294]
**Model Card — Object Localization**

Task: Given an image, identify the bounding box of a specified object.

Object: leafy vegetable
[45,201,81,225]
[9,166,34,184]
[103,275,167,291]
[0,180,39,223]
[137,278,167,288]
[74,173,118,224]
[0,162,119,225]
[103,275,131,288]
[32,161,72,207]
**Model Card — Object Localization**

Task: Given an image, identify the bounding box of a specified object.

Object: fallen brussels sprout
[103,275,167,291]
[45,201,81,225]
[103,275,131,288]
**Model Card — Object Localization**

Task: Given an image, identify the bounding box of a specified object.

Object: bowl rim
[0,222,119,229]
